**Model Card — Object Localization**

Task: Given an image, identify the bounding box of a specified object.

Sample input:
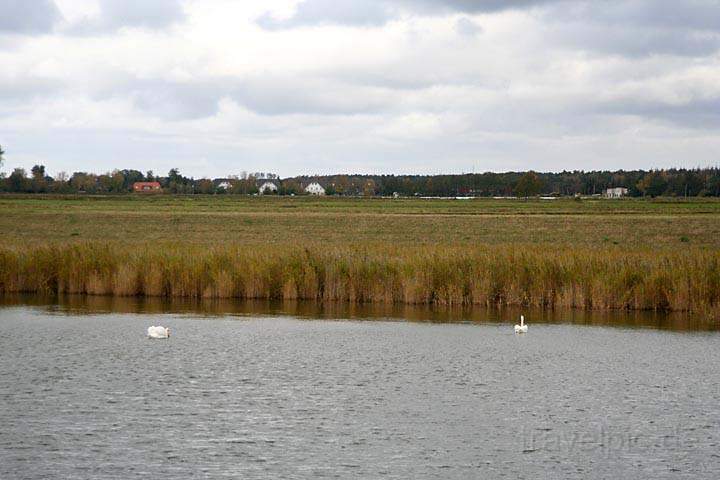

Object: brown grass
[1,242,718,318]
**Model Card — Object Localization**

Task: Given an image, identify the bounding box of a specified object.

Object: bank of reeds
[0,242,718,317]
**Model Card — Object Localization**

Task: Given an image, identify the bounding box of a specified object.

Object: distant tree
[8,168,29,192]
[70,172,98,193]
[30,165,47,193]
[97,174,112,192]
[637,171,668,197]
[228,175,258,194]
[120,170,144,190]
[50,171,71,193]
[514,171,543,198]
[168,168,183,184]
[167,168,188,193]
[109,170,125,192]
[334,175,350,195]
[363,179,377,197]
[196,178,215,194]
[146,170,154,182]
[682,170,704,197]
[31,164,45,178]
[279,179,300,195]
[0,145,4,169]
[706,170,720,197]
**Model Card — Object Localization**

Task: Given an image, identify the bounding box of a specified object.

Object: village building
[258,181,278,194]
[217,181,233,191]
[604,187,628,198]
[305,182,326,196]
[132,181,162,193]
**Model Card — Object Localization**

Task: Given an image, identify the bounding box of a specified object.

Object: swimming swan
[514,315,528,334]
[147,326,170,339]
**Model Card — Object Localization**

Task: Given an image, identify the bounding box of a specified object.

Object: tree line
[299,169,720,198]
[0,147,718,197]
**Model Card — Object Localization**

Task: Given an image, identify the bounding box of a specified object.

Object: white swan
[514,315,528,334]
[147,326,170,339]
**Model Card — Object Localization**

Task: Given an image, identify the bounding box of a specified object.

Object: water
[1,300,719,479]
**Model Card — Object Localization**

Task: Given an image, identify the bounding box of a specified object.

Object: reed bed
[0,242,718,318]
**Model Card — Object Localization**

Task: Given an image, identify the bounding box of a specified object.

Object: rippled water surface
[1,304,719,479]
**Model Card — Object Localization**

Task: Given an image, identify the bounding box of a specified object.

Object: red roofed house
[133,181,162,193]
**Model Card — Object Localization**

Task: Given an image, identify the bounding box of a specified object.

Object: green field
[1,194,719,249]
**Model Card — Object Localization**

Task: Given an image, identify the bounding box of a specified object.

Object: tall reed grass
[0,242,718,317]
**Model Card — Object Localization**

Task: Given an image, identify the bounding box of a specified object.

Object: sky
[1,0,720,178]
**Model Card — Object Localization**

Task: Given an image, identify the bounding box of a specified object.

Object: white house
[217,181,232,191]
[305,182,326,196]
[258,181,278,194]
[604,187,628,198]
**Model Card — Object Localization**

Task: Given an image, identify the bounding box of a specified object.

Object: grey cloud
[82,65,720,135]
[455,17,483,36]
[90,77,222,120]
[257,0,562,29]
[69,0,185,34]
[0,0,62,33]
[307,0,720,30]
[231,77,395,116]
[259,0,720,59]
[129,82,221,120]
[0,76,62,112]
[258,0,394,29]
[97,0,184,29]
[552,23,720,57]
[406,0,561,14]
[95,74,397,120]
[0,76,62,104]
[597,96,720,129]
[550,0,720,33]
[542,0,720,57]
[331,60,505,91]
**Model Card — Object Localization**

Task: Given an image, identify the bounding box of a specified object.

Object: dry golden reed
[0,242,718,317]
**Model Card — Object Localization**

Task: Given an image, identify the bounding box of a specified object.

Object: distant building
[217,181,232,191]
[258,181,278,194]
[604,187,628,198]
[133,181,162,193]
[305,182,326,196]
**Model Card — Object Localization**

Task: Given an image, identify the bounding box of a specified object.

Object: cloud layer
[257,0,563,29]
[1,0,719,177]
[0,0,62,33]
[70,0,186,33]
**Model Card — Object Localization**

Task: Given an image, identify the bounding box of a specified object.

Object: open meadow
[2,194,720,247]
[1,195,719,317]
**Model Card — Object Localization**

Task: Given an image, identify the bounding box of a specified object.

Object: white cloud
[57,0,186,34]
[1,0,720,177]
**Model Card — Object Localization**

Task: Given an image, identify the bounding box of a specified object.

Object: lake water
[1,298,719,479]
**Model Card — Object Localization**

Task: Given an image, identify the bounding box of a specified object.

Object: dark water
[1,300,719,479]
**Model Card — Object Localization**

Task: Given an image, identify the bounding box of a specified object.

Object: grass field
[1,195,719,317]
[1,194,719,248]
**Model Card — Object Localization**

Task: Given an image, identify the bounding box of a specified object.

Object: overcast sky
[1,0,720,178]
